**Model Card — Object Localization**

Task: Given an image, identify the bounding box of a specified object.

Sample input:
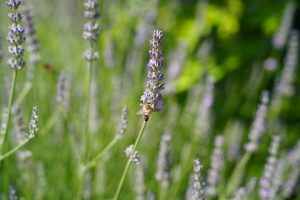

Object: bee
[137,103,153,121]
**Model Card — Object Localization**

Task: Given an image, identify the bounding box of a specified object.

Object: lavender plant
[8,185,18,200]
[245,91,269,153]
[82,0,100,160]
[206,135,224,197]
[84,106,128,171]
[225,91,269,197]
[140,30,165,121]
[134,162,146,200]
[114,29,165,200]
[259,136,281,200]
[22,1,40,81]
[270,30,299,116]
[156,133,172,199]
[194,76,214,139]
[272,1,296,49]
[56,71,70,111]
[0,0,25,158]
[0,106,38,161]
[185,159,205,200]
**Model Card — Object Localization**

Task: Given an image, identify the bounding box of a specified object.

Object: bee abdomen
[143,115,150,121]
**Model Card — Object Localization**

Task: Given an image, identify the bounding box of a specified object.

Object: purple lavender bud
[272,1,295,49]
[5,0,22,9]
[155,133,172,188]
[232,187,246,200]
[56,72,66,99]
[245,91,269,153]
[8,13,22,22]
[206,135,224,197]
[28,106,38,138]
[8,185,18,200]
[271,31,299,113]
[7,32,25,44]
[83,49,99,61]
[83,0,100,34]
[9,24,24,35]
[259,136,281,200]
[8,45,24,57]
[7,57,25,69]
[269,159,284,198]
[115,106,128,140]
[56,71,70,110]
[134,162,146,200]
[83,0,98,9]
[6,0,26,70]
[83,22,100,42]
[125,145,141,164]
[186,159,205,200]
[83,0,100,62]
[84,10,100,19]
[140,30,165,120]
[263,57,278,71]
[22,5,41,67]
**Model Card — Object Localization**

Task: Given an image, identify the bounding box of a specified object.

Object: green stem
[0,138,30,161]
[76,165,85,200]
[84,138,118,171]
[113,120,148,200]
[77,43,94,200]
[14,81,32,107]
[223,152,252,198]
[159,186,167,200]
[84,42,94,161]
[0,69,18,156]
[40,107,62,136]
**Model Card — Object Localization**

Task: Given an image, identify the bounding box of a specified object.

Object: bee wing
[136,110,143,116]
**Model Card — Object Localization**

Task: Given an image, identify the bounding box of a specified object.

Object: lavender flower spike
[245,91,269,153]
[206,135,224,197]
[28,106,38,138]
[190,159,205,200]
[155,133,172,188]
[259,136,281,200]
[83,0,100,62]
[125,145,141,164]
[140,30,165,121]
[6,0,26,70]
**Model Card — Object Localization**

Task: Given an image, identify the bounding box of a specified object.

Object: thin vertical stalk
[0,69,18,157]
[14,81,32,107]
[84,41,94,161]
[113,120,148,200]
[159,187,167,200]
[84,138,118,170]
[77,42,94,200]
[222,152,252,199]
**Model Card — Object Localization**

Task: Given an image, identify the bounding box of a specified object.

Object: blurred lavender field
[0,0,300,199]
